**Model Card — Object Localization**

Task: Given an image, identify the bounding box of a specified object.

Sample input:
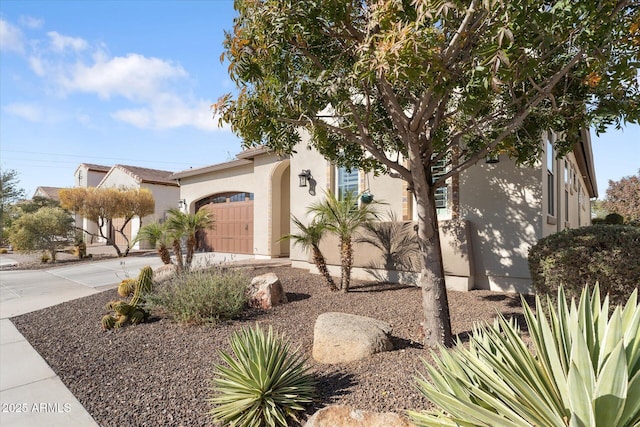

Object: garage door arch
[196,191,254,254]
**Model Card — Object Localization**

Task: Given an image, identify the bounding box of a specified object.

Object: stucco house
[95,165,180,249]
[173,129,596,293]
[70,164,179,249]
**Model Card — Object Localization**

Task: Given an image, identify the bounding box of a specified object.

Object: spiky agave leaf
[208,324,316,427]
[409,284,640,427]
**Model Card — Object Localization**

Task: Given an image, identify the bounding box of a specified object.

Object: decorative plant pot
[360,193,374,204]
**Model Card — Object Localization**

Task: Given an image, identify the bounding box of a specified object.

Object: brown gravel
[11,265,533,426]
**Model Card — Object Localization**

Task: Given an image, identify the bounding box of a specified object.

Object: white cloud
[47,31,88,52]
[4,102,47,122]
[59,53,188,101]
[19,15,43,29]
[112,97,227,131]
[0,18,25,53]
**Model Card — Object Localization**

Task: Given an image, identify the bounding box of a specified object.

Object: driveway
[0,254,165,319]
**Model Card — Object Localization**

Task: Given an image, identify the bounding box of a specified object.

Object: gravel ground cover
[11,265,532,426]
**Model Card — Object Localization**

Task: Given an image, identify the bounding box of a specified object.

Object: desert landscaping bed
[11,265,532,426]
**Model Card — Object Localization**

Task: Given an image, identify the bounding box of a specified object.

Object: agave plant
[208,324,316,427]
[409,284,640,427]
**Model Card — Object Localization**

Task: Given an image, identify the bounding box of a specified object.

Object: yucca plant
[409,284,640,427]
[208,324,316,427]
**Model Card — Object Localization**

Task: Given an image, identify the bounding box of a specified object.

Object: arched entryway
[196,192,254,254]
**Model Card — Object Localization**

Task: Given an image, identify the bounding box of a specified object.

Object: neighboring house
[96,165,180,249]
[32,186,63,202]
[173,130,597,293]
[73,163,111,242]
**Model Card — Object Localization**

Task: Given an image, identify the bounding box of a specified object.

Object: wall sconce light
[298,169,312,187]
[485,153,500,164]
[178,199,187,209]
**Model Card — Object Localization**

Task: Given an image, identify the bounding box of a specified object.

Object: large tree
[8,207,74,262]
[59,187,155,257]
[0,169,26,246]
[215,0,639,347]
[603,170,640,224]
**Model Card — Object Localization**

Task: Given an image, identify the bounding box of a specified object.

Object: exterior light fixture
[298,169,312,187]
[178,199,187,209]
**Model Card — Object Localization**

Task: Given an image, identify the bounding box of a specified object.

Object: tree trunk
[340,238,353,292]
[409,144,453,348]
[159,245,172,264]
[312,246,338,291]
[172,239,184,272]
[186,234,197,268]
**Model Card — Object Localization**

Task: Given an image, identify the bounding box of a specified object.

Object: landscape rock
[153,264,177,284]
[247,272,288,309]
[312,312,393,363]
[304,405,416,427]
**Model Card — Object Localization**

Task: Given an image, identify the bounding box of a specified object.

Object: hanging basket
[360,192,374,204]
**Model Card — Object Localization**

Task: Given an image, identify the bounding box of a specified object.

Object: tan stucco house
[71,163,179,249]
[173,129,597,293]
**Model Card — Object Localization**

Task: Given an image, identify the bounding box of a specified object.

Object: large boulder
[246,273,288,309]
[312,312,393,364]
[304,405,416,427]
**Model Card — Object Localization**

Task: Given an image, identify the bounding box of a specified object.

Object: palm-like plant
[280,215,338,291]
[409,284,640,426]
[209,324,316,426]
[308,190,379,292]
[133,221,172,264]
[166,208,215,270]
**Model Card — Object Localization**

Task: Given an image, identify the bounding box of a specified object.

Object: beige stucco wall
[458,157,542,293]
[177,153,290,258]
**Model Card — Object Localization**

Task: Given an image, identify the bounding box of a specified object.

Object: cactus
[102,266,154,330]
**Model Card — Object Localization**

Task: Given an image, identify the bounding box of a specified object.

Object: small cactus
[102,266,154,330]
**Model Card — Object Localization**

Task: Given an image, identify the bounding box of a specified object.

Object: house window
[431,156,448,212]
[337,167,359,200]
[547,139,555,216]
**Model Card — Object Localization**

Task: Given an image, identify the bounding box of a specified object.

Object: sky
[0,0,638,199]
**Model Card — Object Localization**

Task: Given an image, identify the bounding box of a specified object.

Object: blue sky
[1,0,638,199]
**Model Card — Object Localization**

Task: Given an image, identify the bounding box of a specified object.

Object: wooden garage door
[197,192,254,254]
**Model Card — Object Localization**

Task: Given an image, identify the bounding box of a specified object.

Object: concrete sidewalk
[0,251,288,426]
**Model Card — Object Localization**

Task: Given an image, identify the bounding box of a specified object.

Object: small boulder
[312,312,393,364]
[153,264,177,284]
[247,272,288,309]
[304,405,416,427]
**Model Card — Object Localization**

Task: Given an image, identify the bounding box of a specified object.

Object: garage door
[197,192,254,254]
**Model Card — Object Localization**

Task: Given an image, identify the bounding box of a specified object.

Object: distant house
[173,129,597,293]
[96,165,179,249]
[73,164,111,242]
[32,186,64,202]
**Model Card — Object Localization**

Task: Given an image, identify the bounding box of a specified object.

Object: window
[547,139,555,216]
[337,167,359,200]
[431,156,448,211]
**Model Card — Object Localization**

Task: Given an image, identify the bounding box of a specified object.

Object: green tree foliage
[215,0,639,346]
[603,170,640,224]
[165,208,215,271]
[134,221,173,264]
[18,195,60,214]
[59,187,155,257]
[280,215,338,291]
[308,190,379,292]
[0,169,26,246]
[8,207,74,262]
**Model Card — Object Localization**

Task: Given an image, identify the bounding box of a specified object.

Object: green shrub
[209,324,316,426]
[409,285,640,426]
[528,224,640,306]
[147,267,249,325]
[605,212,625,224]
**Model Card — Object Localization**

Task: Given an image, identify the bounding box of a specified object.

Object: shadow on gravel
[391,335,423,350]
[480,293,535,308]
[313,371,357,408]
[349,282,414,293]
[286,292,311,302]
